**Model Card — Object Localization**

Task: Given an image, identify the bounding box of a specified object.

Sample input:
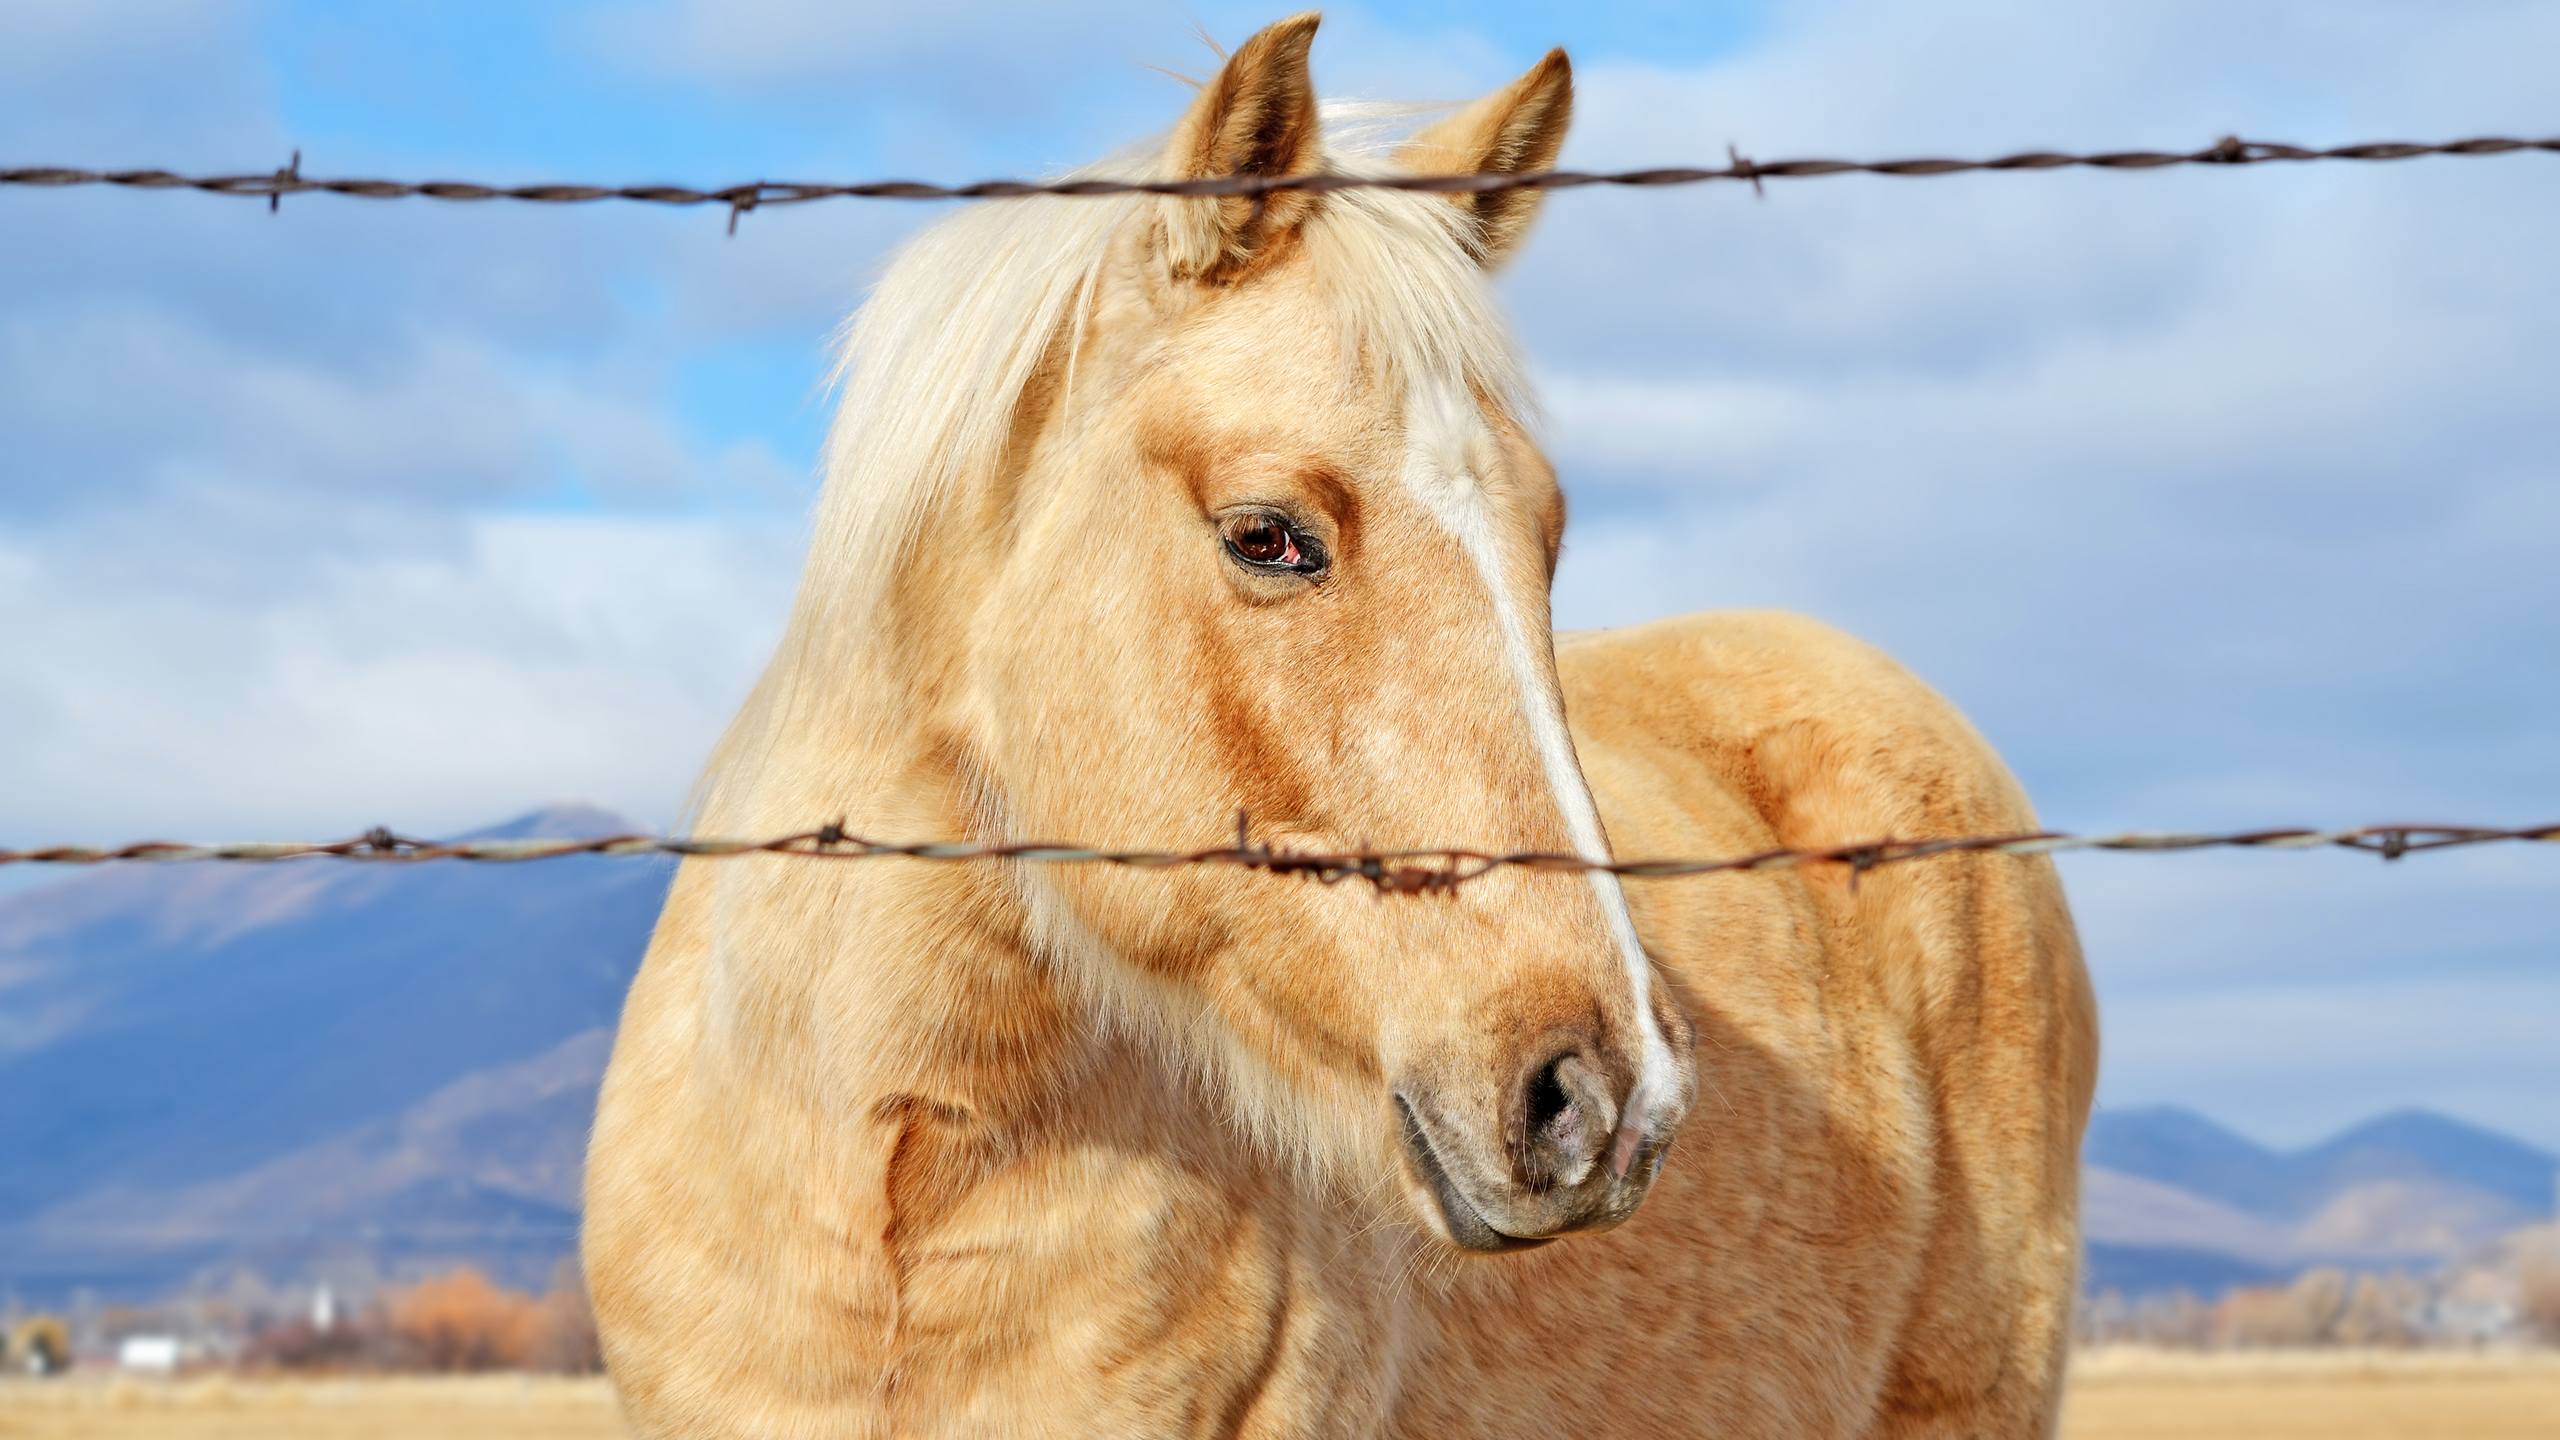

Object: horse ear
[1159,12,1323,280]
[1395,49,1573,269]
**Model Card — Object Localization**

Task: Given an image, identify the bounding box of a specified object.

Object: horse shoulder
[1558,607,2087,1043]
[1557,609,2099,1436]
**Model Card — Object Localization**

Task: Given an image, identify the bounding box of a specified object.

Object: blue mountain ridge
[2087,1103,2556,1220]
[0,806,668,1298]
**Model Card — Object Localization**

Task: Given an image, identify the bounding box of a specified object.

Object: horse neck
[700,370,1107,1128]
[695,633,1092,1138]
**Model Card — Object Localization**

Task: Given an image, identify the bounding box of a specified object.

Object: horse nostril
[1526,1055,1577,1143]
[1517,1049,1614,1190]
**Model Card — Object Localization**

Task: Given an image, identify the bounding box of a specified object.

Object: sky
[2,0,2555,1150]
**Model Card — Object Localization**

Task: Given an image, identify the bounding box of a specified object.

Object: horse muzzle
[1393,1041,1676,1252]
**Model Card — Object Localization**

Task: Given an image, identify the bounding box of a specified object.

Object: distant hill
[0,806,668,1301]
[2083,1105,2557,1296]
[2090,1105,2556,1220]
[2299,1111,2559,1217]
[2082,1242,2283,1301]
[2087,1107,2292,1216]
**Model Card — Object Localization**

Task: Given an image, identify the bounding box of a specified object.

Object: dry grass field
[3,1351,2557,1438]
[0,1376,620,1440]
[2061,1348,2560,1440]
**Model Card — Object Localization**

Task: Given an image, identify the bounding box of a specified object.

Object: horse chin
[1394,1094,1557,1255]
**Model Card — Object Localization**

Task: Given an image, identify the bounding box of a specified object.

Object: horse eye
[1220,512,1322,575]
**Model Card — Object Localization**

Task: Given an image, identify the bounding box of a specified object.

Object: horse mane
[695,103,1529,830]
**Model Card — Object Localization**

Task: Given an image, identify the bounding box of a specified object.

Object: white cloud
[2,296,809,515]
[2093,967,2560,1150]
[0,509,799,841]
[1522,0,2560,805]
[0,0,821,849]
[1,0,273,165]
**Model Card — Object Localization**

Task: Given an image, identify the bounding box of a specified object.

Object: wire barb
[270,148,300,214]
[1727,142,1764,199]
[719,183,759,236]
[5,133,2554,221]
[1,821,2550,895]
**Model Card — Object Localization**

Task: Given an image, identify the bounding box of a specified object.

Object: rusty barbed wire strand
[3,820,2552,896]
[4,135,2555,229]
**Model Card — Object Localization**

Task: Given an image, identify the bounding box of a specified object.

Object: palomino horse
[586,14,2098,1437]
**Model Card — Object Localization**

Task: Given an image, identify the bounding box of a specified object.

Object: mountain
[2087,1107,2290,1216]
[2090,1105,2555,1222]
[2083,1242,2282,1301]
[0,805,668,1300]
[2083,1105,2557,1296]
[2298,1111,2558,1217]
[2077,1165,2291,1258]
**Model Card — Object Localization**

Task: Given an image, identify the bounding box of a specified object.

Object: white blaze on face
[1398,381,1677,1178]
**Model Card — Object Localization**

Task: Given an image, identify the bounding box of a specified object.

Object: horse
[584,14,2099,1437]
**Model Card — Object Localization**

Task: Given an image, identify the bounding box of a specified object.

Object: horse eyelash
[1223,508,1331,577]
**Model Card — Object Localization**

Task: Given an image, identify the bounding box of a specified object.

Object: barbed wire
[5,134,2554,232]
[3,819,2551,896]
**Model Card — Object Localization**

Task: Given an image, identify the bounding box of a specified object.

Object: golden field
[0,1376,616,1440]
[2,1351,2557,1438]
[2062,1348,2560,1440]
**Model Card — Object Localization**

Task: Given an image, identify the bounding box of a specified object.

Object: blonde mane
[702,103,1532,826]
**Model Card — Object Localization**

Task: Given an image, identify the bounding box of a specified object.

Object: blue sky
[3,0,2555,1149]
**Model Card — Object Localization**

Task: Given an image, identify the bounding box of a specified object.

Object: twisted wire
[4,135,2552,231]
[5,820,2551,895]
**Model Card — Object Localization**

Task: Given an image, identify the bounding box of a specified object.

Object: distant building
[312,1284,337,1334]
[116,1335,182,1374]
[2424,1295,2518,1345]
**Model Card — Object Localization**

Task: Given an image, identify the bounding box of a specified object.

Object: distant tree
[2212,1285,2293,1347]
[386,1268,539,1372]
[2213,1269,2352,1348]
[2288,1268,2350,1339]
[235,1265,601,1375]
[2076,1289,2132,1345]
[2522,1256,2560,1344]
[2222,1265,2375,1342]
[94,1302,153,1344]
[240,1314,373,1373]
[527,1258,604,1375]
[8,1316,70,1376]
[2128,1290,2213,1349]
[2335,1273,2420,1348]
